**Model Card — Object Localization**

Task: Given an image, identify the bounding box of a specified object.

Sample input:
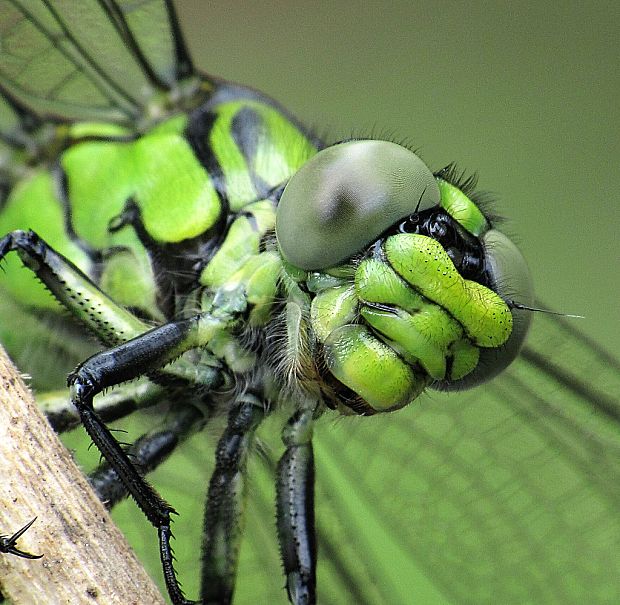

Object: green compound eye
[276,140,440,270]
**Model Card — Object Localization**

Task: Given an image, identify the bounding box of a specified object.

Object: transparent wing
[0,0,195,125]
[308,313,620,604]
[103,312,619,604]
[0,97,18,174]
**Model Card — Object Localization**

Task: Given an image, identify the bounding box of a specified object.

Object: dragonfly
[1,2,619,604]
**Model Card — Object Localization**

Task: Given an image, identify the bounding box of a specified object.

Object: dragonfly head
[276,140,534,414]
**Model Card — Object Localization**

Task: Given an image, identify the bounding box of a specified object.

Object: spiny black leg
[276,409,317,605]
[71,398,191,604]
[0,518,42,560]
[90,405,204,508]
[67,318,219,605]
[201,394,265,605]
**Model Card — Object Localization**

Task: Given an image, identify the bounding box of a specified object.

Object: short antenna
[506,300,584,319]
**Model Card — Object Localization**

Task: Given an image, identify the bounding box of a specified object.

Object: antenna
[506,300,584,319]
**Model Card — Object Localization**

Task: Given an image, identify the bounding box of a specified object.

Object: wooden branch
[0,346,166,604]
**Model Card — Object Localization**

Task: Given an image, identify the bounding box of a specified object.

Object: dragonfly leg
[89,404,205,508]
[276,408,317,605]
[67,315,230,605]
[200,393,265,605]
[0,229,152,346]
[39,379,166,433]
[0,517,43,560]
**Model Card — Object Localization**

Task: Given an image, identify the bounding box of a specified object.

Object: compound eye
[276,140,440,270]
[483,228,534,367]
[439,228,534,390]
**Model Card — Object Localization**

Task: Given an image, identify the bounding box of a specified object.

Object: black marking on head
[372,207,491,285]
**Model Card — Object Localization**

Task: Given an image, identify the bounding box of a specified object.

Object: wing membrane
[0,0,195,125]
[308,313,620,604]
[111,0,193,86]
[116,312,619,604]
[0,95,24,141]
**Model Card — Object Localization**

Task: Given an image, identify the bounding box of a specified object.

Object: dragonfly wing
[0,0,197,125]
[111,312,619,604]
[307,312,620,604]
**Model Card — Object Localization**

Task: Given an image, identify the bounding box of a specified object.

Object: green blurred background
[178,0,619,354]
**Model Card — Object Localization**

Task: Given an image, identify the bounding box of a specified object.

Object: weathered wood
[0,346,166,605]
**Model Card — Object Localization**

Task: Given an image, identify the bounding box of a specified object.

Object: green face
[276,140,533,413]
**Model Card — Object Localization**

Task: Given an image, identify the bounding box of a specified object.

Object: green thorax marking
[0,94,317,323]
[202,99,317,212]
